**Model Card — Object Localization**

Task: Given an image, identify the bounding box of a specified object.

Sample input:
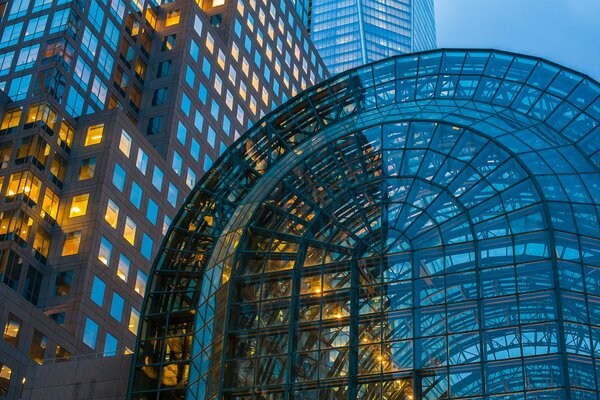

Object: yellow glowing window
[144,8,157,29]
[119,130,132,157]
[165,10,180,26]
[129,308,140,334]
[69,193,89,218]
[33,229,51,257]
[123,217,136,245]
[0,108,22,131]
[261,87,269,105]
[231,43,239,61]
[249,96,257,114]
[7,172,42,203]
[236,1,243,14]
[58,120,74,147]
[267,23,274,40]
[3,315,21,346]
[41,188,59,221]
[242,58,249,77]
[62,231,82,256]
[252,72,259,91]
[105,199,119,229]
[217,50,225,70]
[84,124,104,146]
[239,82,247,100]
[205,33,214,54]
[212,0,225,6]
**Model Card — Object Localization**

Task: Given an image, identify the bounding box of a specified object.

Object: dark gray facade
[0,0,327,397]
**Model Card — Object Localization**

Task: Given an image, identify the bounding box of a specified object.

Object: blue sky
[435,0,600,81]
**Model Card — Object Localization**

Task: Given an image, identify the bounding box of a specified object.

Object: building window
[104,333,118,357]
[117,254,130,282]
[152,166,163,191]
[105,199,119,229]
[172,151,182,175]
[152,87,167,105]
[62,231,81,256]
[7,74,31,101]
[69,193,89,218]
[83,317,99,349]
[186,168,197,189]
[54,271,72,296]
[135,269,147,297]
[84,124,103,146]
[90,275,105,307]
[32,229,51,258]
[2,314,22,347]
[162,215,172,236]
[49,153,67,187]
[135,150,148,174]
[41,188,59,223]
[0,108,22,133]
[78,158,96,180]
[146,199,158,225]
[129,308,140,335]
[110,292,124,322]
[167,182,178,207]
[112,163,126,191]
[58,120,74,149]
[124,217,136,245]
[130,182,142,208]
[119,130,132,156]
[28,330,47,365]
[0,22,23,48]
[161,34,176,51]
[141,234,153,260]
[147,116,162,135]
[55,345,70,362]
[0,364,12,396]
[98,236,112,266]
[6,171,42,203]
[165,10,180,26]
[157,60,171,78]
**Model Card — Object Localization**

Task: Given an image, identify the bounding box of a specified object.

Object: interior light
[23,186,31,192]
[71,206,81,214]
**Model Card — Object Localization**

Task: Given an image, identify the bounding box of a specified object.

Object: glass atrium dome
[130,49,600,400]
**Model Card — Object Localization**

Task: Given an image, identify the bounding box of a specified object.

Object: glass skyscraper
[130,49,600,399]
[309,0,436,74]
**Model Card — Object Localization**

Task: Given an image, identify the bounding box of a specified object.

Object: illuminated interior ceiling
[130,49,600,399]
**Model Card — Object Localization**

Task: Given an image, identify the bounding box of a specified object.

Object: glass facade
[130,49,600,399]
[310,0,436,74]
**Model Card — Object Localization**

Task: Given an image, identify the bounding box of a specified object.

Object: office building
[131,49,600,399]
[0,0,328,397]
[309,0,436,73]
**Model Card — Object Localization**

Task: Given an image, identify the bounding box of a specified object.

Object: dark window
[49,312,65,324]
[152,88,167,105]
[157,60,171,78]
[23,267,43,305]
[0,250,23,289]
[147,116,163,135]
[210,14,223,28]
[28,330,47,365]
[54,271,73,296]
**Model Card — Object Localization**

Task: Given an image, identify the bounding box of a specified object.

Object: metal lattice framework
[129,49,600,400]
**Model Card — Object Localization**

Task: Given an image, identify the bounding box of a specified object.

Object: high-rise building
[309,0,436,74]
[130,49,600,399]
[0,0,328,397]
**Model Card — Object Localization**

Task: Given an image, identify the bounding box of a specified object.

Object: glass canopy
[129,49,600,400]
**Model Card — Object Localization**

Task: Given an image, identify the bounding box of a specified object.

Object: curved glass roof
[129,49,600,400]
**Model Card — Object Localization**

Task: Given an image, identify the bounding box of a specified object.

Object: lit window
[33,229,51,257]
[2,314,22,347]
[78,158,96,181]
[83,317,99,349]
[69,194,89,218]
[0,108,22,132]
[144,8,157,29]
[41,188,59,223]
[117,254,130,282]
[98,236,112,266]
[129,308,140,335]
[119,130,132,156]
[206,33,214,54]
[165,10,180,26]
[90,275,106,307]
[105,199,119,229]
[217,50,225,69]
[123,217,136,245]
[84,124,103,146]
[135,270,148,297]
[110,292,124,322]
[58,120,74,148]
[62,231,82,256]
[212,0,225,5]
[54,271,72,296]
